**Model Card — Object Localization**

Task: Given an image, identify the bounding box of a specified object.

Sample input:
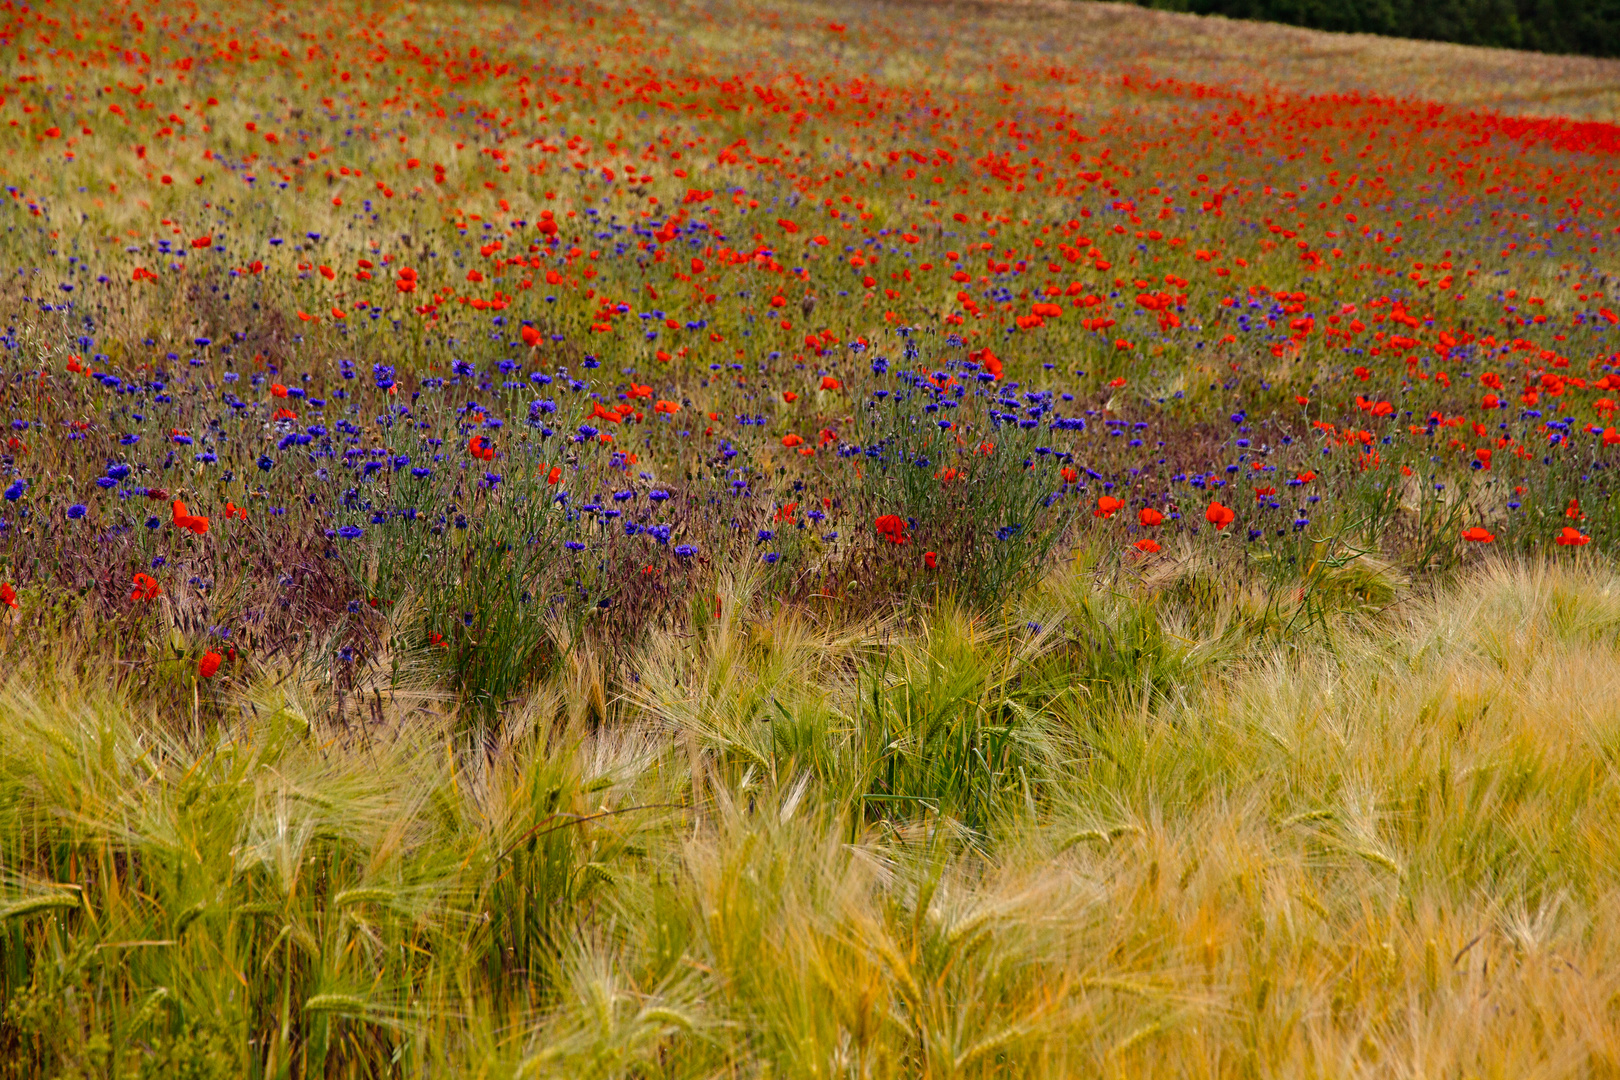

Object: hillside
[2,0,1620,1074]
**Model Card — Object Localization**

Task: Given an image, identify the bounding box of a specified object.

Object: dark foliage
[1130,0,1620,58]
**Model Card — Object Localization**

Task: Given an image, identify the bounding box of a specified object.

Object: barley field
[3,0,1620,1075]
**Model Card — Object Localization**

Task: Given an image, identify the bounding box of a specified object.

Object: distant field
[922,0,1620,121]
[2,0,1620,1074]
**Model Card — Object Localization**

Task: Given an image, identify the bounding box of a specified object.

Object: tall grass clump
[2,557,1619,1075]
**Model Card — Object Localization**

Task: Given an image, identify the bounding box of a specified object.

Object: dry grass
[5,557,1620,1076]
[871,0,1620,120]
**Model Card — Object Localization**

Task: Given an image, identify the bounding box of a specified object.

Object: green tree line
[1129,0,1620,58]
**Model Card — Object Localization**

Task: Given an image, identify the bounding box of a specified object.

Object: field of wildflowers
[3,0,1620,1074]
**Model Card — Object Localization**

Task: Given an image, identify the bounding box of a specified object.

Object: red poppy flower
[923,551,938,569]
[1555,527,1591,547]
[1205,502,1235,530]
[875,514,907,544]
[0,582,16,609]
[131,573,162,601]
[1461,527,1495,543]
[1138,508,1164,527]
[1094,495,1124,519]
[969,347,1003,380]
[1134,538,1161,553]
[820,376,842,391]
[521,325,542,348]
[171,500,210,535]
[198,651,222,679]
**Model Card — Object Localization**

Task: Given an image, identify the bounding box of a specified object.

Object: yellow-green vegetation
[6,0,1620,1073]
[4,557,1620,1076]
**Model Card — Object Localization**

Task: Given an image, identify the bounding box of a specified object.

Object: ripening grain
[2,0,1619,1074]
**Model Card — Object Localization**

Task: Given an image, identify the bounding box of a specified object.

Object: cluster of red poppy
[0,0,1614,681]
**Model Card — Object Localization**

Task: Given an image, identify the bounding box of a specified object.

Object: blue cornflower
[337,525,364,539]
[67,504,87,519]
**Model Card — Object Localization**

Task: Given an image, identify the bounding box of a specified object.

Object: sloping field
[903,0,1620,120]
[2,0,1620,1074]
